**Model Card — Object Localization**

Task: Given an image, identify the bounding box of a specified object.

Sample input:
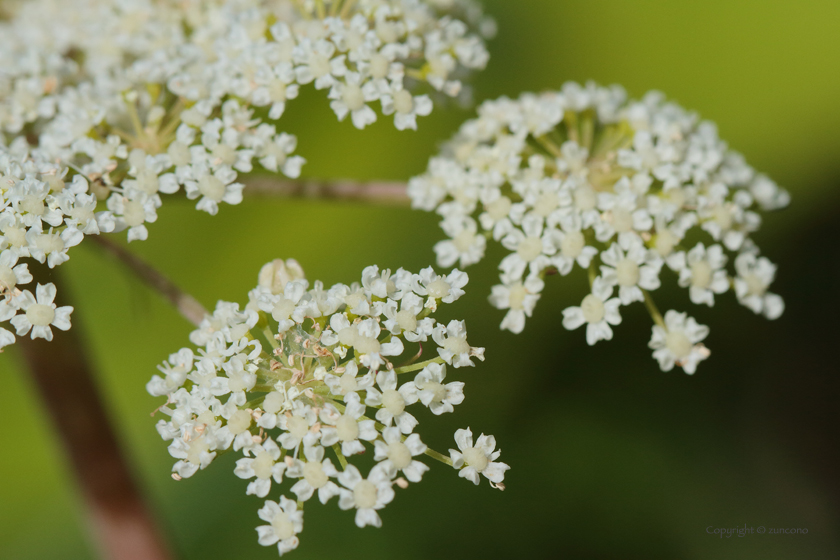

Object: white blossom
[256,496,303,556]
[734,253,784,319]
[449,428,509,487]
[9,283,72,341]
[648,311,711,374]
[337,464,395,528]
[561,277,622,345]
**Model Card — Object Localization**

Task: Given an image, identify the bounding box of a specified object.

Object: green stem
[339,0,358,18]
[424,448,453,467]
[262,326,280,350]
[564,110,580,144]
[124,96,146,143]
[642,290,666,329]
[393,356,443,375]
[535,134,563,158]
[332,444,348,470]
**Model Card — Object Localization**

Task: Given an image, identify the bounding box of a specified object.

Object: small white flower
[234,438,286,498]
[25,224,83,266]
[499,215,553,282]
[147,348,194,397]
[324,359,374,399]
[184,162,244,216]
[381,87,433,131]
[277,401,321,451]
[319,393,377,456]
[256,496,303,556]
[287,446,341,504]
[434,216,486,268]
[599,235,662,305]
[488,276,544,334]
[432,320,484,367]
[329,72,378,129]
[168,428,217,479]
[374,427,429,483]
[449,428,509,486]
[337,464,396,528]
[668,243,730,306]
[365,369,419,433]
[405,362,464,415]
[9,283,72,341]
[648,310,710,374]
[0,249,33,292]
[561,277,622,345]
[413,267,468,308]
[380,292,435,342]
[549,213,598,275]
[733,253,784,319]
[294,38,346,90]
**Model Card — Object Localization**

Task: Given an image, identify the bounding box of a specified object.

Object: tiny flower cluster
[1,0,493,244]
[0,147,96,348]
[0,0,492,347]
[408,82,789,374]
[148,259,507,556]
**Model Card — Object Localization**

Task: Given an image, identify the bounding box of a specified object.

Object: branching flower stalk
[16,261,173,560]
[1,2,793,559]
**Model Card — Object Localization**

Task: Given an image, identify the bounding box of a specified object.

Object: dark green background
[2,1,840,558]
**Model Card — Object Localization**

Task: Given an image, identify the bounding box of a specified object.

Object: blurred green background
[2,0,840,558]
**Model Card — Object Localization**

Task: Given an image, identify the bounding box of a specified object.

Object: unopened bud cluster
[148,260,507,556]
[408,82,788,373]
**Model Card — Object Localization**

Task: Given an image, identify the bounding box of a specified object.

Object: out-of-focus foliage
[2,1,839,559]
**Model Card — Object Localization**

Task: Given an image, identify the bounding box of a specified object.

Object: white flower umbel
[0,1,494,353]
[648,311,711,374]
[149,260,507,556]
[409,82,789,373]
[1,0,493,236]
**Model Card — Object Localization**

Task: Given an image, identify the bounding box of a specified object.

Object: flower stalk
[243,177,410,206]
[18,262,172,560]
[91,236,207,327]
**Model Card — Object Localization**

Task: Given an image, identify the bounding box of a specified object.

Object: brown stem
[243,177,410,206]
[17,263,173,560]
[91,235,207,327]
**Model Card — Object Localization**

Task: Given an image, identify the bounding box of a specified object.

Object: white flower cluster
[148,259,507,556]
[0,147,91,349]
[0,0,493,224]
[0,0,492,347]
[408,82,789,374]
